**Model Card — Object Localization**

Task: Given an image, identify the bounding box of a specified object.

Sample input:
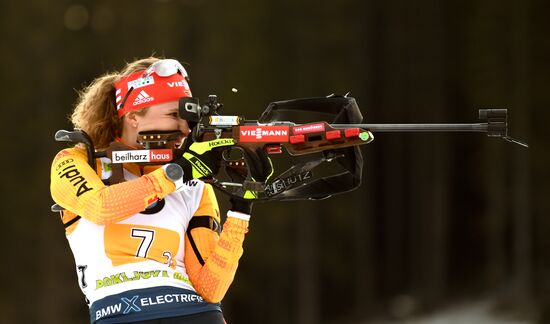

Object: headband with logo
[114,61,192,118]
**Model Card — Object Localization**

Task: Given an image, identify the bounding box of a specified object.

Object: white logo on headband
[127,75,155,90]
[133,90,154,106]
[167,81,188,88]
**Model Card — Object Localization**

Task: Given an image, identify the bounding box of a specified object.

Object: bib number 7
[131,229,154,258]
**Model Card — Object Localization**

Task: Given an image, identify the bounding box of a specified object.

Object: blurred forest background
[1,0,548,323]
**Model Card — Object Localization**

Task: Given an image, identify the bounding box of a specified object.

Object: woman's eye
[169,112,179,118]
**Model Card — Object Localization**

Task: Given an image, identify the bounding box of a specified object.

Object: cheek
[138,118,179,131]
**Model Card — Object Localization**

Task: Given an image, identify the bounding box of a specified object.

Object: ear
[124,111,139,128]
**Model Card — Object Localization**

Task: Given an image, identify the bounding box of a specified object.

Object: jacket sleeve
[50,148,176,225]
[184,184,249,303]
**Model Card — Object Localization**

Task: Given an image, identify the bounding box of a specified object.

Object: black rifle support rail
[332,109,528,147]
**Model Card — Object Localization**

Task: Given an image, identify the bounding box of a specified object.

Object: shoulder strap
[63,213,82,228]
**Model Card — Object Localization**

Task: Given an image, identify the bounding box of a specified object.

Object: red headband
[114,70,192,118]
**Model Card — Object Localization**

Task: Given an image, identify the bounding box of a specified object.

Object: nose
[179,120,191,137]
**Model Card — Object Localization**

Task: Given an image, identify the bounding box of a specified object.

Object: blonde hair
[70,57,160,149]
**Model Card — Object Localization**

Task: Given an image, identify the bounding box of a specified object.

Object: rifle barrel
[331,123,489,132]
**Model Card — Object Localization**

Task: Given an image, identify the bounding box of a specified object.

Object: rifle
[53,95,527,209]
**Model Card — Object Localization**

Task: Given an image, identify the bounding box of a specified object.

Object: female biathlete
[50,57,270,323]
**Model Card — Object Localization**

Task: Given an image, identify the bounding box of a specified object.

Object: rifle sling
[185,216,221,266]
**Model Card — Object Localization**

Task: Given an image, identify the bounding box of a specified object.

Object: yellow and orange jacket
[50,147,249,311]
